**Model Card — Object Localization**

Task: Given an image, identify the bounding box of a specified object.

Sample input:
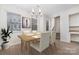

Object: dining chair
[50,31,56,46]
[30,32,50,53]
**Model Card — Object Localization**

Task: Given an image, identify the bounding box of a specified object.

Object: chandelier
[31,5,42,18]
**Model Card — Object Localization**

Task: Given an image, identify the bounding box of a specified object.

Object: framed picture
[22,17,30,28]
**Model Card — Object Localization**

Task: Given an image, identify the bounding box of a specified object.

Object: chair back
[40,32,50,50]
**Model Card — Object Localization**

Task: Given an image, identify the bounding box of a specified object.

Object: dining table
[18,33,40,54]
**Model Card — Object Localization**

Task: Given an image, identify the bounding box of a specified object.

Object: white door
[54,16,60,39]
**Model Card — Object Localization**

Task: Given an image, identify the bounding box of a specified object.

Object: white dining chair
[30,32,50,53]
[50,31,56,46]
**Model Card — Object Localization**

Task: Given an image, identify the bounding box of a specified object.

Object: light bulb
[39,9,41,12]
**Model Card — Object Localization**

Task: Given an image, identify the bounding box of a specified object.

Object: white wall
[0,5,28,49]
[51,6,79,43]
[60,13,70,42]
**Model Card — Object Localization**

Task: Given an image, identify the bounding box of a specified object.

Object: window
[31,18,37,30]
[7,12,21,31]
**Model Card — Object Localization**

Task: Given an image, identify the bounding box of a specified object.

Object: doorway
[54,16,60,40]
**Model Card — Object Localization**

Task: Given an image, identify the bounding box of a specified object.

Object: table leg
[21,40,23,54]
[26,42,30,54]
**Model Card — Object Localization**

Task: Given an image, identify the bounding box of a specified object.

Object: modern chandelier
[31,5,42,18]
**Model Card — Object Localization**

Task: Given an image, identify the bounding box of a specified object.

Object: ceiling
[13,4,79,16]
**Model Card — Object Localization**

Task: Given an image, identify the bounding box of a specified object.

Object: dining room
[0,4,79,55]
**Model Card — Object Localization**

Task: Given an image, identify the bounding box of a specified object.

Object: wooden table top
[18,34,40,42]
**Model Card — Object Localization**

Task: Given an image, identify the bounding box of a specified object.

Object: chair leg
[30,46,34,55]
[21,40,23,54]
[47,47,50,54]
[54,42,56,49]
[51,42,56,49]
[26,42,30,55]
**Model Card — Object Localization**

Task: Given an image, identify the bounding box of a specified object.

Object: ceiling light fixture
[31,5,42,18]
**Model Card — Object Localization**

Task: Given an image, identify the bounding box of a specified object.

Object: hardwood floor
[0,40,79,55]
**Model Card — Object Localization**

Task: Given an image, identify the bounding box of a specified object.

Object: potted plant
[1,26,13,50]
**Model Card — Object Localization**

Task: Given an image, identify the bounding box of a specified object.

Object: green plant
[1,26,13,49]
